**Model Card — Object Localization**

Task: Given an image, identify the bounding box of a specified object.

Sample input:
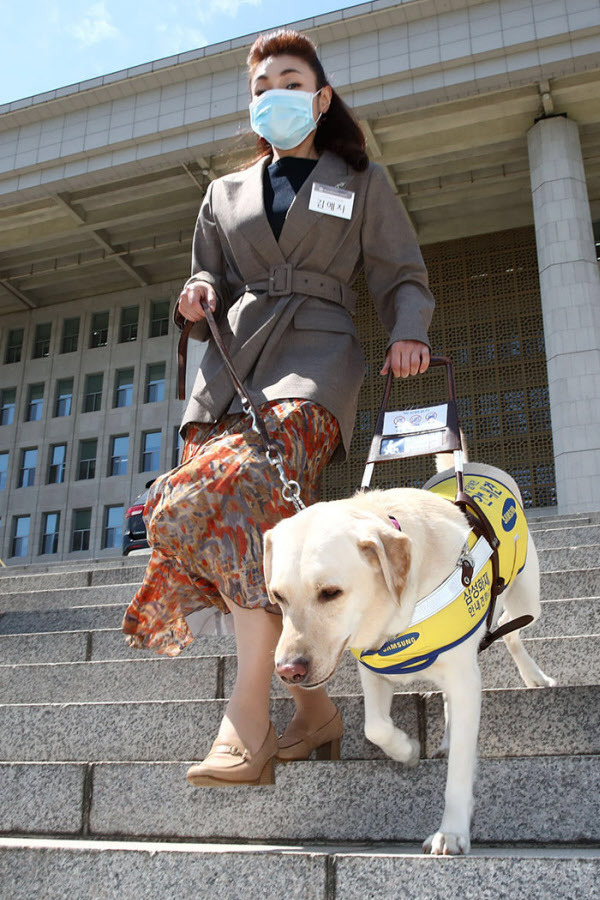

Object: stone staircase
[0,513,599,898]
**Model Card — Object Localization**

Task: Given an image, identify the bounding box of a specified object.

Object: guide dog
[264,462,555,855]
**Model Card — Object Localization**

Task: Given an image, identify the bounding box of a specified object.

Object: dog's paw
[422,831,470,856]
[525,671,556,689]
[386,735,420,767]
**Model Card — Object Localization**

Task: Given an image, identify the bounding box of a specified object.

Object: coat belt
[177,265,357,400]
[245,264,357,314]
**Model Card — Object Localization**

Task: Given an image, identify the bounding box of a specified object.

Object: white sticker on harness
[383,404,448,436]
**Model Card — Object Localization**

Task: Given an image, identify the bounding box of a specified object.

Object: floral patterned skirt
[122,400,340,657]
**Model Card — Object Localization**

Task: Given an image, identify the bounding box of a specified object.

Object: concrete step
[0,565,146,594]
[532,524,600,549]
[528,512,600,530]
[1,755,597,844]
[1,634,596,704]
[537,545,600,570]
[0,838,598,900]
[0,583,137,612]
[1,595,597,662]
[0,685,596,763]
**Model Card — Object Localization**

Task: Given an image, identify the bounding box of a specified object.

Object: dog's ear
[263,528,274,586]
[358,526,411,605]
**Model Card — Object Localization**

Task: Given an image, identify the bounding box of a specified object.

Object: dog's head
[264,501,411,688]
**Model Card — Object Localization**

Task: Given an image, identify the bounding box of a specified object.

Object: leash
[177,302,305,512]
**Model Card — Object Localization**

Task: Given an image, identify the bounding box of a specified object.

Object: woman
[123,29,434,787]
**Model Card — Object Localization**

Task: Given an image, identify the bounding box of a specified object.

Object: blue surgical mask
[249,88,322,150]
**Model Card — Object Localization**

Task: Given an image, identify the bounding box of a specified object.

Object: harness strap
[478,615,534,651]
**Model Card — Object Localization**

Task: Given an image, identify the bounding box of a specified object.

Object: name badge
[308,182,355,220]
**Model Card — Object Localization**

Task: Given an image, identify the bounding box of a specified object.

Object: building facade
[1,0,599,564]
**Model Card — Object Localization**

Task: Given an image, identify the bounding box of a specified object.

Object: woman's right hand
[177,280,217,322]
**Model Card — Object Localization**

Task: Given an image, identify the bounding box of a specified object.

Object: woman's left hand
[380,340,430,378]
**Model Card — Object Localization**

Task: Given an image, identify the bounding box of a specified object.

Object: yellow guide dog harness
[351,473,529,675]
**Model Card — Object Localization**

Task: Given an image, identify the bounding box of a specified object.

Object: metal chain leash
[177,297,306,512]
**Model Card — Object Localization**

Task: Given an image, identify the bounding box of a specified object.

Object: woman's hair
[246,29,369,172]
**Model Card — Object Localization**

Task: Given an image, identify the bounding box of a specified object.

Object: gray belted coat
[177,149,435,460]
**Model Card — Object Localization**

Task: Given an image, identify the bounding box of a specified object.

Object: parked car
[122,480,155,555]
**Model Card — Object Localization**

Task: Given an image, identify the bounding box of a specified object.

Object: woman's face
[250,53,331,119]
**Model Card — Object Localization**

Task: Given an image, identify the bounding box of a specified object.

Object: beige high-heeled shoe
[186,723,278,787]
[276,709,343,762]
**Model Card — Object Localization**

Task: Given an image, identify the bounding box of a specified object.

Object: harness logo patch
[502,498,517,532]
[378,632,420,656]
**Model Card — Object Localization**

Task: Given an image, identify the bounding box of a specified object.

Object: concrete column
[527,115,600,514]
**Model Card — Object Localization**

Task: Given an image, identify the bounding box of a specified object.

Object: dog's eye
[271,590,285,604]
[319,587,342,601]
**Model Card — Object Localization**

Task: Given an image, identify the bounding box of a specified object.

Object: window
[72,508,92,552]
[5,329,24,364]
[26,384,44,422]
[114,368,134,408]
[103,505,124,549]
[172,427,184,468]
[150,300,170,338]
[90,311,109,348]
[47,443,66,484]
[18,448,37,488]
[11,516,30,558]
[0,452,8,490]
[1,389,16,426]
[77,439,97,480]
[119,306,138,343]
[61,317,80,354]
[109,435,128,476]
[40,512,60,555]
[145,363,165,403]
[32,322,51,359]
[83,373,103,413]
[141,430,161,472]
[54,378,73,417]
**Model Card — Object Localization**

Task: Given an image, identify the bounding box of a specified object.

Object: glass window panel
[109,435,128,476]
[0,452,8,490]
[145,363,165,403]
[48,443,66,484]
[77,439,97,480]
[33,322,51,359]
[72,508,92,552]
[40,512,60,555]
[26,383,44,422]
[90,311,109,348]
[0,389,16,426]
[61,317,80,353]
[119,306,139,343]
[18,448,37,488]
[11,515,30,557]
[114,368,134,408]
[150,300,170,338]
[103,504,124,549]
[83,373,103,413]
[54,378,73,417]
[141,430,161,472]
[5,329,24,364]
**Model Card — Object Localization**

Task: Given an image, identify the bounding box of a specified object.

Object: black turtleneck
[263,156,318,241]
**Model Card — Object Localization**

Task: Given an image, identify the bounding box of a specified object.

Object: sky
[0,0,372,105]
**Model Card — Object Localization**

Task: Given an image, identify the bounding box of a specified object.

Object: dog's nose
[275,657,309,684]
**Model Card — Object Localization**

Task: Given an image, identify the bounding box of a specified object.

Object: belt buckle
[268,263,293,296]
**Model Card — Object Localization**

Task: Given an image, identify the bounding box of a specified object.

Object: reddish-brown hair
[246,29,369,172]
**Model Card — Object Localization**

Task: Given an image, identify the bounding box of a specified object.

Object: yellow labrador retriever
[264,463,555,856]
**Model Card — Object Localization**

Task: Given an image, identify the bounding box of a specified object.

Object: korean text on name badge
[309,182,355,220]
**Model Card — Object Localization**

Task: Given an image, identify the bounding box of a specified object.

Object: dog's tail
[435,431,468,473]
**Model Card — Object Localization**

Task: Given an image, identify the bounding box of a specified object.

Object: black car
[122,480,155,555]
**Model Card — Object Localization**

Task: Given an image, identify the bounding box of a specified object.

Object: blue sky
[1,0,371,104]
